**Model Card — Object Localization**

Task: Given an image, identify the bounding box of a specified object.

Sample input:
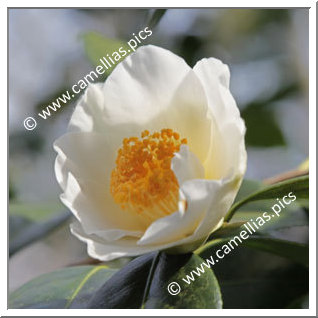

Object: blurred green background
[9,8,309,304]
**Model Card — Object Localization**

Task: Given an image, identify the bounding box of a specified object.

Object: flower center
[110,129,187,221]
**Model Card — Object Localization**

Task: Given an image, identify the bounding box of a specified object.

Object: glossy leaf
[230,181,308,231]
[88,252,155,309]
[9,265,117,308]
[209,246,308,308]
[197,235,308,267]
[88,252,222,309]
[243,237,308,266]
[230,208,308,232]
[225,175,309,221]
[144,253,222,309]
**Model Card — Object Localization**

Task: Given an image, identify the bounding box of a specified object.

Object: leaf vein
[65,265,108,308]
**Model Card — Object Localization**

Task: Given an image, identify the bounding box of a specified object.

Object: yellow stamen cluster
[110,129,187,220]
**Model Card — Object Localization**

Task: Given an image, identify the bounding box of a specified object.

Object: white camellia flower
[54,45,247,261]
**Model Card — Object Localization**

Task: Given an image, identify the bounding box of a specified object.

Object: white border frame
[2,1,316,316]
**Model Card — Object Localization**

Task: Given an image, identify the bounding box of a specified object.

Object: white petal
[193,58,234,120]
[54,132,116,189]
[137,145,205,246]
[54,132,148,233]
[139,173,241,247]
[67,45,192,145]
[171,144,205,185]
[101,45,191,126]
[70,221,142,243]
[70,176,240,260]
[137,172,242,247]
[60,172,144,234]
[69,45,212,163]
[136,200,205,246]
[71,220,201,261]
[70,221,149,261]
[55,49,248,260]
[184,175,240,239]
[104,45,212,163]
[194,57,247,180]
[138,176,235,246]
[68,83,106,133]
[165,70,212,162]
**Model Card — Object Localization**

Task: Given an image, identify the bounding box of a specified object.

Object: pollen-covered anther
[110,129,187,221]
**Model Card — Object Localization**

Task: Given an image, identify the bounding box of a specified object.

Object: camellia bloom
[54,45,247,261]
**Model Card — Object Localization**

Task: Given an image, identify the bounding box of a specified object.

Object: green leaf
[144,253,222,309]
[210,246,308,308]
[197,235,308,267]
[243,237,308,266]
[230,208,308,233]
[208,222,246,240]
[88,252,155,308]
[9,212,71,256]
[147,9,167,29]
[234,179,265,203]
[88,252,222,309]
[81,32,131,79]
[9,265,117,308]
[242,102,285,147]
[231,180,308,231]
[241,82,299,148]
[225,175,309,221]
